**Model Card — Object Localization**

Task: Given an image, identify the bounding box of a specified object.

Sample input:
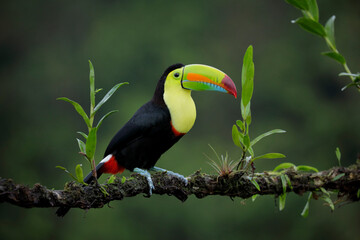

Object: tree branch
[1,164,359,211]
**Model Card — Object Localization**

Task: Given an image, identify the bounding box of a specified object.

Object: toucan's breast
[163,79,196,134]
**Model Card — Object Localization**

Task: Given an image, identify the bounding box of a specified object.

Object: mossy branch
[0,163,359,212]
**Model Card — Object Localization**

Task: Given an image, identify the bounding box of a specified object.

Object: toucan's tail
[56,154,124,217]
[55,163,105,217]
[83,163,105,183]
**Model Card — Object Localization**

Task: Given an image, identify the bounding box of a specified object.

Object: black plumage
[56,63,185,217]
[104,63,185,170]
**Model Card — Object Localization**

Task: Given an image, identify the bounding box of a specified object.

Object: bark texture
[0,164,359,211]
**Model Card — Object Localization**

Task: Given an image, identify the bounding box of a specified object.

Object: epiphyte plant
[232,45,286,172]
[56,60,128,183]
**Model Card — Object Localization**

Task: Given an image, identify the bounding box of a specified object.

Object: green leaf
[57,97,90,128]
[285,0,309,10]
[321,196,334,211]
[77,131,88,140]
[245,112,252,126]
[89,60,95,109]
[252,194,259,202]
[121,176,127,184]
[240,101,251,123]
[335,147,341,166]
[250,129,286,147]
[99,185,109,196]
[357,189,360,199]
[248,146,255,157]
[280,174,287,194]
[85,128,97,161]
[96,110,118,129]
[208,144,221,162]
[321,51,345,65]
[332,173,345,181]
[236,120,244,131]
[307,0,319,21]
[76,138,86,153]
[273,162,296,172]
[107,175,116,184]
[301,192,313,218]
[232,125,243,148]
[339,72,360,78]
[341,82,357,91]
[250,178,261,191]
[56,166,77,181]
[241,45,255,108]
[243,134,250,150]
[320,187,330,197]
[324,15,336,49]
[75,164,87,185]
[320,189,334,211]
[284,174,293,190]
[279,193,286,211]
[93,82,128,114]
[292,17,326,37]
[56,165,67,171]
[296,165,319,172]
[251,194,259,202]
[339,73,360,91]
[252,153,286,162]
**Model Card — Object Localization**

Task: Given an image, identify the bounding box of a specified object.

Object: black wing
[104,101,171,158]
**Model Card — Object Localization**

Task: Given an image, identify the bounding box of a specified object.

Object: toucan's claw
[150,167,188,186]
[167,170,189,186]
[133,168,155,195]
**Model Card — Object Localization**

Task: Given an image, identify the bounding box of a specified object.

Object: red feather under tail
[99,155,125,174]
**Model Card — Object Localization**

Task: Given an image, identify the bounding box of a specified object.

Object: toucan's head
[153,63,237,134]
[157,63,237,99]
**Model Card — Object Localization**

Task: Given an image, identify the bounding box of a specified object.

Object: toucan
[56,63,237,217]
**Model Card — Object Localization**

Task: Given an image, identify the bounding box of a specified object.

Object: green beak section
[181,64,237,98]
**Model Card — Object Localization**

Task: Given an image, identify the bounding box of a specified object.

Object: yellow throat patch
[163,69,196,134]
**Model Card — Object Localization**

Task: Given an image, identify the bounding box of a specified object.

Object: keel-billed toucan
[56,63,237,217]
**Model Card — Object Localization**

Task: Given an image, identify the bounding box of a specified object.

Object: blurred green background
[0,0,359,239]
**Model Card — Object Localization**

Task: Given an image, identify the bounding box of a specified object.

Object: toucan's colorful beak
[181,64,237,98]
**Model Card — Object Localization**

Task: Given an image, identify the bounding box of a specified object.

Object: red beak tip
[222,74,237,98]
[231,91,237,98]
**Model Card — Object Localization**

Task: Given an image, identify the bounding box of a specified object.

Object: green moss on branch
[0,164,359,211]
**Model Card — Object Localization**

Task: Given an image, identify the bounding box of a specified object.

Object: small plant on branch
[206,145,237,178]
[232,45,286,172]
[56,60,128,184]
[207,45,286,198]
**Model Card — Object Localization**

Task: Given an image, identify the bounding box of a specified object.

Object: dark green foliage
[286,0,360,91]
[292,17,326,37]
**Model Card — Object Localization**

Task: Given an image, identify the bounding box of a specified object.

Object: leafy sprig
[57,61,128,183]
[271,162,336,216]
[56,164,87,185]
[232,45,286,171]
[285,0,360,91]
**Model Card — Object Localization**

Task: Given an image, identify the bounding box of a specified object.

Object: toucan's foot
[150,166,188,186]
[133,168,155,195]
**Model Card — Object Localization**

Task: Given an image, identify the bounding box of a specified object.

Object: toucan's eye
[174,72,180,78]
